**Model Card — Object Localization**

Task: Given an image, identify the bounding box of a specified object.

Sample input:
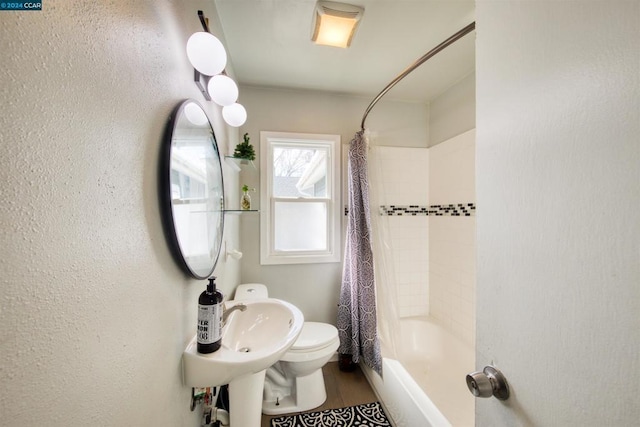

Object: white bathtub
[361,316,475,427]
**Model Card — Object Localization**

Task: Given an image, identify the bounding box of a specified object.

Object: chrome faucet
[222,303,247,326]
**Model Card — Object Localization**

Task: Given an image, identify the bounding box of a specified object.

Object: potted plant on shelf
[233,133,256,164]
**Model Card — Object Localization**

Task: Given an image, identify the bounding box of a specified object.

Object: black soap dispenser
[197,277,223,354]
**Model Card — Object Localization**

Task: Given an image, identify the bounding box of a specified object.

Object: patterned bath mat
[270,401,391,427]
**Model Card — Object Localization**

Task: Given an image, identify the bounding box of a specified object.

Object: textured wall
[476,1,639,425]
[0,2,240,426]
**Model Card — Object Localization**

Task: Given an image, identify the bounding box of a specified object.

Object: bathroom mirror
[160,99,224,279]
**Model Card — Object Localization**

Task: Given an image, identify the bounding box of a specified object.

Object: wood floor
[260,361,378,427]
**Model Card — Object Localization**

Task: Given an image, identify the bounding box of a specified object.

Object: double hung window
[260,131,341,265]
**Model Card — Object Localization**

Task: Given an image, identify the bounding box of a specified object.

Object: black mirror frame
[159,99,225,279]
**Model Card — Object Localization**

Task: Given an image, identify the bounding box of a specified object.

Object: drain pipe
[203,407,230,426]
[211,407,230,426]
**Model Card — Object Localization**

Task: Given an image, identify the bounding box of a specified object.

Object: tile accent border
[379,203,476,217]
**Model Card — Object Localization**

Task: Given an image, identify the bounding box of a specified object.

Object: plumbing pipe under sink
[203,407,230,426]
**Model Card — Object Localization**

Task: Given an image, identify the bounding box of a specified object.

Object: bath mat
[270,401,391,427]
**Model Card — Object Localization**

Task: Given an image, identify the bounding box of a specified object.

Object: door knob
[466,366,510,400]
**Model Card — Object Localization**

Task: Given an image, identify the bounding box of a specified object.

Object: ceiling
[214,0,475,104]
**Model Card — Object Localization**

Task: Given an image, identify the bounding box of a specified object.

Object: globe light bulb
[222,103,247,127]
[208,75,239,106]
[186,32,227,76]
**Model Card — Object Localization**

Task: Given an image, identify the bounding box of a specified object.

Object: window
[260,131,341,265]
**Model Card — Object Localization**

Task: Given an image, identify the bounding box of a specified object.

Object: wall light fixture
[311,1,364,48]
[186,10,247,127]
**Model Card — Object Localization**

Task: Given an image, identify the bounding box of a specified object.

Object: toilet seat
[290,322,338,351]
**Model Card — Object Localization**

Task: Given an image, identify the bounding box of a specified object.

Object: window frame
[260,131,341,265]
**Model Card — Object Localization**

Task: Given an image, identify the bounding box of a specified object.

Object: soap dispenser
[197,277,223,354]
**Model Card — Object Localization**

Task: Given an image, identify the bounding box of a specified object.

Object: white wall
[0,2,241,426]
[476,1,639,425]
[429,72,476,147]
[236,85,428,324]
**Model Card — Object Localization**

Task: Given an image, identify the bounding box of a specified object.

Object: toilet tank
[234,283,268,300]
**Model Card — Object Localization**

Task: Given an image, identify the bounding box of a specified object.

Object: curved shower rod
[360,21,476,131]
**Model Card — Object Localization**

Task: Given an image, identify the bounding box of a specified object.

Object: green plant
[233,133,256,161]
[241,185,255,193]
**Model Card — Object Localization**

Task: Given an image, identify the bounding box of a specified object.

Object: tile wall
[428,129,476,345]
[371,146,430,318]
[371,129,475,342]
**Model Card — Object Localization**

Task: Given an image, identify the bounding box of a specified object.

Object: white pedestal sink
[183,298,304,427]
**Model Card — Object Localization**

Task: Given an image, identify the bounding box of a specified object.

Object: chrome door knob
[466,371,493,397]
[466,366,510,400]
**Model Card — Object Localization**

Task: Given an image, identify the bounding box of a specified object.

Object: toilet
[233,283,340,415]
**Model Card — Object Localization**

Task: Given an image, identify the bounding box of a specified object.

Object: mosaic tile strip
[379,203,476,217]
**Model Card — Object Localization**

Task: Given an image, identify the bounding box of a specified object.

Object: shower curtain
[337,130,382,375]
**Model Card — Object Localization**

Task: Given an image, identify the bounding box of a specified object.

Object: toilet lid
[291,322,339,351]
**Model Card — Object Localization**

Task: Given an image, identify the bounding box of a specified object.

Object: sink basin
[183,298,304,387]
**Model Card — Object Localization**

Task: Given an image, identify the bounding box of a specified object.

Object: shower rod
[360,21,476,131]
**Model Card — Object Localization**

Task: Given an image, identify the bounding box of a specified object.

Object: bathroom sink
[183,298,304,387]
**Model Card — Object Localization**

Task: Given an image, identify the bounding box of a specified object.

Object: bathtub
[361,316,475,427]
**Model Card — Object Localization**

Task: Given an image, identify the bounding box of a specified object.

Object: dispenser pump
[197,276,223,354]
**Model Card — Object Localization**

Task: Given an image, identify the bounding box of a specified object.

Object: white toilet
[233,283,340,415]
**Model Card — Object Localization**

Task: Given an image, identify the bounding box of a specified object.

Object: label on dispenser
[197,304,221,344]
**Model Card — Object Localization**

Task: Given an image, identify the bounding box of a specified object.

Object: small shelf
[224,209,259,215]
[225,156,256,171]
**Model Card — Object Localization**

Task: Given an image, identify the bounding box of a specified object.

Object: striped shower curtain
[337,130,382,375]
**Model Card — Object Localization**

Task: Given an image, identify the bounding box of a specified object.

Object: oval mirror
[160,99,224,279]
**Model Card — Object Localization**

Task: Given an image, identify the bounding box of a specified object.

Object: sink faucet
[222,303,247,326]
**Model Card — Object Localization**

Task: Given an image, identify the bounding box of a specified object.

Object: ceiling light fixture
[311,1,364,48]
[186,11,247,127]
